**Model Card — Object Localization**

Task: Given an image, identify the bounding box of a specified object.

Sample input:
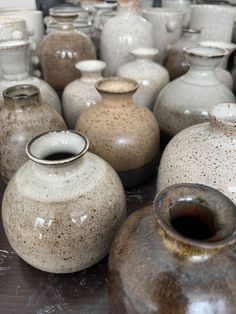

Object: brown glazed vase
[75,77,160,188]
[0,84,66,183]
[41,7,96,92]
[109,183,236,314]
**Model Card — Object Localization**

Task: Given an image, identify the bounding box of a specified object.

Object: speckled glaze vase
[2,130,126,273]
[117,48,169,110]
[0,85,66,183]
[76,77,160,188]
[154,46,235,137]
[109,183,236,314]
[164,28,201,80]
[100,0,153,77]
[0,40,62,114]
[62,60,105,128]
[157,103,236,204]
[41,7,96,92]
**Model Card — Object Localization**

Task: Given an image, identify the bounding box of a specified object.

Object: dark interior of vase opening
[6,87,38,99]
[170,202,216,240]
[43,152,76,161]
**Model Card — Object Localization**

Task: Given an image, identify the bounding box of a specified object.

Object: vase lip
[129,47,159,58]
[49,6,79,18]
[3,84,40,100]
[183,46,228,59]
[0,39,30,50]
[26,130,89,166]
[96,77,139,94]
[208,103,236,132]
[198,41,236,54]
[154,183,236,250]
[75,60,106,72]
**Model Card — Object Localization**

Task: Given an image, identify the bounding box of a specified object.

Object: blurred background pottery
[2,130,126,273]
[0,84,66,183]
[76,77,160,188]
[161,0,191,27]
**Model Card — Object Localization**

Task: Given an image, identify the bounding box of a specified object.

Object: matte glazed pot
[154,46,235,137]
[117,48,169,110]
[76,77,160,188]
[109,183,236,313]
[62,60,105,128]
[157,103,236,205]
[0,84,66,183]
[2,130,126,273]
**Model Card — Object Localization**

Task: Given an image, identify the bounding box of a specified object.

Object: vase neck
[182,28,200,41]
[130,48,158,62]
[76,60,106,83]
[117,0,138,15]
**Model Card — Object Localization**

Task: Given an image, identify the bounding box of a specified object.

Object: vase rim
[26,130,89,166]
[49,6,79,18]
[3,84,40,100]
[183,46,228,59]
[208,103,236,132]
[198,41,236,54]
[129,47,159,57]
[96,77,139,94]
[75,60,106,72]
[182,27,201,34]
[0,39,30,50]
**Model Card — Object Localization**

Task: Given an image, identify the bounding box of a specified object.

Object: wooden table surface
[0,176,156,314]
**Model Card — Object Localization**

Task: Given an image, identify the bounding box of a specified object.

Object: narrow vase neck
[117,3,138,15]
[100,92,134,107]
[81,71,103,82]
[56,22,75,31]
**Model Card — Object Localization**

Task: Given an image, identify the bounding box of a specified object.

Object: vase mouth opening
[130,47,159,58]
[0,39,30,50]
[26,130,89,166]
[96,77,139,94]
[3,84,40,100]
[198,41,236,54]
[183,46,228,59]
[208,103,236,132]
[75,60,106,72]
[154,183,236,250]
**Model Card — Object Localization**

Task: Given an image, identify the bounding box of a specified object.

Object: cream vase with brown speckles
[75,77,160,188]
[157,103,236,205]
[2,130,126,273]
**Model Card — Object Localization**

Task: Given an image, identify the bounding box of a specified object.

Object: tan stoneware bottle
[109,183,236,313]
[0,84,66,183]
[75,77,160,188]
[2,130,126,273]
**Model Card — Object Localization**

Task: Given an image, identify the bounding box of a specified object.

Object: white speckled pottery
[100,0,153,76]
[157,103,236,205]
[117,48,169,110]
[2,130,126,273]
[154,46,235,137]
[142,8,183,64]
[0,40,62,114]
[162,0,191,27]
[62,60,105,128]
[190,5,236,42]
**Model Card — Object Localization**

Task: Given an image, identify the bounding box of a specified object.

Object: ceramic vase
[2,130,126,273]
[75,77,160,188]
[157,103,236,204]
[109,183,236,313]
[164,28,201,80]
[142,8,183,64]
[162,0,191,27]
[154,46,235,137]
[41,7,96,92]
[100,0,153,77]
[62,60,105,128]
[117,48,169,110]
[0,17,29,41]
[0,84,66,183]
[0,40,62,114]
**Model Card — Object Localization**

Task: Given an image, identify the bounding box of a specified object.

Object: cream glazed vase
[2,130,126,273]
[62,60,105,128]
[157,103,236,205]
[154,46,235,137]
[117,48,169,110]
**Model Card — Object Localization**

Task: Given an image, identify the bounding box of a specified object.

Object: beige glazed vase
[0,84,66,183]
[76,77,160,188]
[2,130,126,273]
[157,103,236,205]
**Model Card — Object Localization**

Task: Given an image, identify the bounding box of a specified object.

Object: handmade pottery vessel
[41,7,96,91]
[164,28,201,80]
[109,183,236,313]
[142,8,183,64]
[162,0,191,27]
[0,17,29,41]
[190,5,236,42]
[75,77,160,188]
[117,48,169,110]
[157,103,236,204]
[2,130,126,273]
[154,46,235,136]
[100,0,153,76]
[0,85,66,183]
[62,60,105,128]
[0,40,62,114]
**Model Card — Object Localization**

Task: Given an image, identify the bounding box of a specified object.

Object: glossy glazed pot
[0,40,62,114]
[0,85,66,183]
[117,48,169,110]
[62,60,105,128]
[109,183,236,313]
[41,7,96,91]
[100,0,153,76]
[142,8,183,64]
[76,77,160,188]
[157,103,236,204]
[2,130,126,273]
[154,46,235,137]
[162,0,191,27]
